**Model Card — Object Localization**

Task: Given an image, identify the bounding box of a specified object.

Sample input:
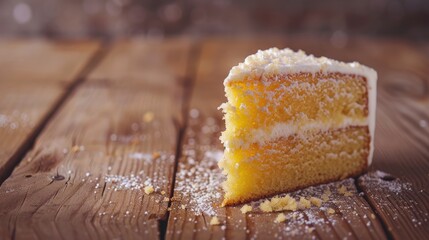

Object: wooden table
[0,37,428,240]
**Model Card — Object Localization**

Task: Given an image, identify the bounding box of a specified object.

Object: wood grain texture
[353,40,429,240]
[0,39,192,239]
[166,37,388,240]
[0,40,99,84]
[88,38,191,89]
[0,40,100,182]
[1,37,428,239]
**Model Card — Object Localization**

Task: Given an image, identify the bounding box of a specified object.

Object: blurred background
[0,0,428,41]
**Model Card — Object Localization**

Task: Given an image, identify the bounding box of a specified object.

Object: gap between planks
[0,42,108,186]
[159,40,203,240]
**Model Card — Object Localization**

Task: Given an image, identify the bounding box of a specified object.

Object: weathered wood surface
[353,40,429,240]
[166,38,388,240]
[0,39,192,239]
[88,38,191,89]
[0,40,100,183]
[0,40,99,84]
[0,37,428,240]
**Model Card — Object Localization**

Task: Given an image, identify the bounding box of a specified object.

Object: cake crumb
[269,196,281,209]
[163,197,170,202]
[282,195,298,211]
[321,189,331,202]
[260,200,273,212]
[338,185,353,196]
[71,145,81,153]
[298,197,311,209]
[338,185,348,194]
[310,197,323,207]
[344,191,353,197]
[370,213,376,219]
[161,191,166,195]
[152,152,161,159]
[327,208,335,214]
[144,185,154,195]
[143,112,154,122]
[181,204,187,210]
[307,227,315,233]
[321,194,329,202]
[210,216,221,225]
[259,194,297,213]
[270,196,285,211]
[240,204,252,214]
[274,213,287,223]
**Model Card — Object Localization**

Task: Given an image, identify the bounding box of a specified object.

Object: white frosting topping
[224,48,377,165]
[225,48,377,86]
[367,64,377,166]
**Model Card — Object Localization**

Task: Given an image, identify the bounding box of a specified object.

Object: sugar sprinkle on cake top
[225,48,377,85]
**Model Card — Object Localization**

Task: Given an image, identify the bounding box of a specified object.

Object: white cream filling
[225,117,369,149]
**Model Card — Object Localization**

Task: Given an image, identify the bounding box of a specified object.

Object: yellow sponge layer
[221,126,369,206]
[222,72,368,148]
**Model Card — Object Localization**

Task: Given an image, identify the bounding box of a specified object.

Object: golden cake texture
[219,48,377,206]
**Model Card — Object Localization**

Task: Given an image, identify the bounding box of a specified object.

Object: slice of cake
[219,48,377,206]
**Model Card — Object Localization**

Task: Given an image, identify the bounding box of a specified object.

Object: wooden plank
[166,37,387,239]
[0,40,99,84]
[0,39,192,239]
[350,40,429,240]
[0,40,100,182]
[88,38,191,88]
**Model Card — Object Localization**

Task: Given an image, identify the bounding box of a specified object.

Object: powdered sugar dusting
[172,112,224,216]
[358,171,427,229]
[360,170,412,194]
[175,149,224,216]
[93,152,174,192]
[0,111,33,130]
[104,174,154,191]
[204,151,223,164]
[104,174,141,190]
[128,152,153,161]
